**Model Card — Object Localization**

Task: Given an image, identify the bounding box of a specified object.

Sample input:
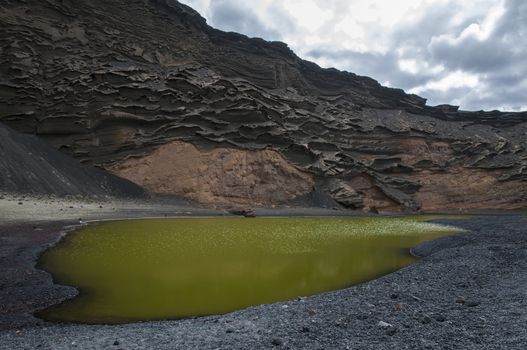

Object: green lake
[36,216,461,324]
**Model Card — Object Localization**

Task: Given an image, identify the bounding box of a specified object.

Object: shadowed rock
[0,124,145,198]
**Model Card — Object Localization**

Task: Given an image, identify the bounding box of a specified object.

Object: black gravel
[1,215,526,349]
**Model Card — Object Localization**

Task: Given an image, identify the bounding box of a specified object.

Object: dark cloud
[305,48,434,89]
[495,0,527,37]
[358,0,527,110]
[207,0,296,41]
[208,0,280,39]
[429,38,512,73]
[420,0,527,109]
[425,2,519,74]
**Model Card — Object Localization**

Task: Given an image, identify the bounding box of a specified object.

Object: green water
[36,216,461,324]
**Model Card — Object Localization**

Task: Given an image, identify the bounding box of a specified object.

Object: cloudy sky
[179,0,526,111]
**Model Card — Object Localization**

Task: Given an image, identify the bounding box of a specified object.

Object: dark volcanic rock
[0,0,526,210]
[327,179,364,208]
[0,123,145,197]
[228,209,256,218]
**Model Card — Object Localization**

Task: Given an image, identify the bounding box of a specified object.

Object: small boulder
[327,179,364,208]
[228,209,256,217]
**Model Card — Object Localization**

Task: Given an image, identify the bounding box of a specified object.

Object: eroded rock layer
[1,0,526,210]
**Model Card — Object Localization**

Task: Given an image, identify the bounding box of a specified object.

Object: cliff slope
[1,0,526,210]
[0,123,145,197]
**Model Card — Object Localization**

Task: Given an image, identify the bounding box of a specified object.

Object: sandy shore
[0,193,371,225]
[0,195,526,349]
[0,193,215,224]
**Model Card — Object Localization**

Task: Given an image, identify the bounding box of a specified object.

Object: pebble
[378,321,397,336]
[386,327,397,336]
[271,338,283,346]
[378,321,392,329]
[466,300,480,307]
[434,314,446,322]
[421,315,432,324]
[411,295,423,302]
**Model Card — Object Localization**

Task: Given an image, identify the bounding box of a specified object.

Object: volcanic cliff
[1,0,526,211]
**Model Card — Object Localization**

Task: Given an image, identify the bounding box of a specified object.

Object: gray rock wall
[0,0,525,210]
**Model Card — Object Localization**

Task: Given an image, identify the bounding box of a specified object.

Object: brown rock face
[411,167,527,211]
[109,141,314,207]
[0,0,526,210]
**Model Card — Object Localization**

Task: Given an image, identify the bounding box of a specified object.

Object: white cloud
[430,2,506,47]
[281,0,332,31]
[409,71,479,94]
[398,59,419,75]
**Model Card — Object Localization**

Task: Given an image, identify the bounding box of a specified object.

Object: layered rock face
[1,0,526,210]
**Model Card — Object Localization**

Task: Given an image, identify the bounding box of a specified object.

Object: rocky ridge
[1,0,526,210]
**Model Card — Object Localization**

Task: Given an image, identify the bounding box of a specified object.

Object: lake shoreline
[35,216,457,325]
[1,197,526,349]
